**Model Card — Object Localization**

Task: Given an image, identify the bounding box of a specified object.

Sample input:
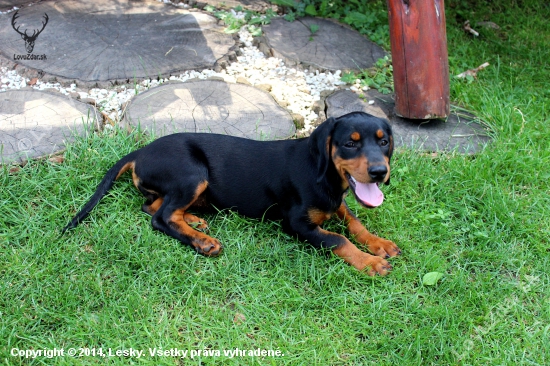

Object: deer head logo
[11,11,49,54]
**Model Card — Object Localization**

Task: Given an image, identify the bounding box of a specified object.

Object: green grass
[1,0,550,364]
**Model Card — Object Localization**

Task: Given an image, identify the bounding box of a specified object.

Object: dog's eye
[380,139,389,147]
[344,141,357,148]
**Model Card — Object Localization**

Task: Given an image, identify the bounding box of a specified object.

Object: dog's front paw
[367,238,401,259]
[333,241,393,276]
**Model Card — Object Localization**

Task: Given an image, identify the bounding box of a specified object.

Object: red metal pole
[387,0,450,119]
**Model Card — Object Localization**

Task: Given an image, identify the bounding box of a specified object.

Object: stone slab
[0,0,236,85]
[0,89,100,163]
[124,80,295,140]
[326,89,491,153]
[260,17,386,71]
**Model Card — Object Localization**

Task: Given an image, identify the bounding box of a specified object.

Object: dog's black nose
[368,165,388,181]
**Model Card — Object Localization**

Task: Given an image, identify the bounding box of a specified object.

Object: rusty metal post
[387,0,450,119]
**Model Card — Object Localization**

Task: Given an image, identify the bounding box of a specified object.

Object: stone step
[259,17,387,72]
[0,0,236,87]
[0,89,99,163]
[124,80,295,140]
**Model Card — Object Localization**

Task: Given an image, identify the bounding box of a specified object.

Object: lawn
[1,0,549,364]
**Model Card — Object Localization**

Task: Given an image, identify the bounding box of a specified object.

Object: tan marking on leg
[169,208,221,256]
[308,208,332,226]
[336,203,401,258]
[131,170,140,189]
[187,181,208,209]
[143,197,164,216]
[168,180,219,255]
[184,213,208,231]
[115,161,135,180]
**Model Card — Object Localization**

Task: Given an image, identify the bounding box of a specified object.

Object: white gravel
[0,6,19,15]
[0,0,41,14]
[0,16,357,133]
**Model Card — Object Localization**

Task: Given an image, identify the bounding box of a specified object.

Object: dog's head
[309,112,394,208]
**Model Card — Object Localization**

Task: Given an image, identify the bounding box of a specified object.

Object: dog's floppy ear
[308,117,338,183]
[385,123,394,186]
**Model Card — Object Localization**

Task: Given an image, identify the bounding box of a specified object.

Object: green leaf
[343,11,369,25]
[249,17,264,25]
[341,71,357,84]
[284,12,296,22]
[375,57,389,68]
[305,4,318,16]
[224,27,241,34]
[248,25,262,37]
[270,0,296,6]
[309,24,319,34]
[422,272,444,286]
[213,11,228,20]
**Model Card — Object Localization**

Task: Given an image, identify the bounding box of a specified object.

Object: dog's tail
[62,151,139,233]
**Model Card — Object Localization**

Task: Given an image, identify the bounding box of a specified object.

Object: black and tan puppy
[64,112,401,275]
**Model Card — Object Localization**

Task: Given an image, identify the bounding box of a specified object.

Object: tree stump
[260,17,386,71]
[124,80,295,140]
[0,0,236,86]
[0,90,99,163]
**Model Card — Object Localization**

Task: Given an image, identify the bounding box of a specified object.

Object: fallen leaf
[82,245,95,253]
[48,155,65,164]
[101,111,114,125]
[423,272,444,286]
[456,62,490,79]
[233,312,246,325]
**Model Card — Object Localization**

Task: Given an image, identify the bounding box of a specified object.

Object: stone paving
[0,0,236,84]
[0,89,99,163]
[124,80,295,139]
[260,17,386,72]
[0,0,490,164]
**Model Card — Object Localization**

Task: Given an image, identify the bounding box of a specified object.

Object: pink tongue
[354,180,384,207]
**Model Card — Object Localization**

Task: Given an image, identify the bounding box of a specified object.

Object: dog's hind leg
[142,197,207,230]
[135,180,162,216]
[150,181,221,256]
[142,197,163,216]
